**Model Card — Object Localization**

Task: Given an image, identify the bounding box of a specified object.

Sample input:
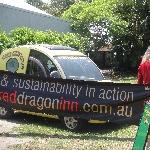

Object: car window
[55,56,104,81]
[26,57,47,77]
[26,49,58,77]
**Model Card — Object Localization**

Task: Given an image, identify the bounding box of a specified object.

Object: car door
[26,49,58,78]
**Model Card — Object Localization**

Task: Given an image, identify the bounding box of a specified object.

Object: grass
[12,75,138,150]
[110,73,137,84]
[12,115,137,150]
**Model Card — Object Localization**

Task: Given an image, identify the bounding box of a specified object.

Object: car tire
[0,103,14,119]
[60,116,86,131]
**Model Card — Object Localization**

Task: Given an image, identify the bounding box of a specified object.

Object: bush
[7,27,87,52]
[61,32,88,53]
[0,31,14,53]
[10,27,36,45]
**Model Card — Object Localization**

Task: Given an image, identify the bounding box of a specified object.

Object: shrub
[8,27,88,52]
[0,31,14,53]
[10,27,36,45]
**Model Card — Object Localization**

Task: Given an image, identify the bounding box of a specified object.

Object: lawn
[13,116,137,150]
[12,75,139,150]
[112,75,137,84]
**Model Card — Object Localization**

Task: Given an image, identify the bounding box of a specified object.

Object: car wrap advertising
[0,70,150,122]
[0,48,30,74]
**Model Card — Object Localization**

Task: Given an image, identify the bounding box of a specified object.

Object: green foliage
[45,30,62,44]
[10,27,36,45]
[33,30,48,43]
[62,0,128,53]
[62,0,127,36]
[61,32,88,52]
[62,2,89,34]
[62,0,150,71]
[26,0,92,17]
[46,0,75,17]
[112,0,150,71]
[48,0,93,16]
[26,0,45,10]
[1,27,87,53]
[0,31,14,53]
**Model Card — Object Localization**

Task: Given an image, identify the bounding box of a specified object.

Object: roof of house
[99,44,112,52]
[0,0,51,16]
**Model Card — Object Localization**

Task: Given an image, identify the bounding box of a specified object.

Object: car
[0,44,107,131]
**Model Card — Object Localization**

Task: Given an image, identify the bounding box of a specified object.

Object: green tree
[0,31,14,53]
[62,0,150,71]
[26,0,92,16]
[26,0,52,15]
[47,0,75,16]
[112,0,150,70]
[62,0,127,55]
[26,0,44,10]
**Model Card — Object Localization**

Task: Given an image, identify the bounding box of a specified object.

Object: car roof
[19,44,86,57]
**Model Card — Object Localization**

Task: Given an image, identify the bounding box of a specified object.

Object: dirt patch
[0,119,30,150]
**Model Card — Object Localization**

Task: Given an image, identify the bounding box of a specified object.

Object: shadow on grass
[0,113,136,142]
[0,132,134,142]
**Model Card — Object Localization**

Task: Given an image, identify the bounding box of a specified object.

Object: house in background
[95,44,112,69]
[0,0,71,33]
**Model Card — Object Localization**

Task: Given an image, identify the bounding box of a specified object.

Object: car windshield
[55,56,104,81]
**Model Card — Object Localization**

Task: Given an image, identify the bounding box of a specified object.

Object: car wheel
[0,104,14,119]
[61,116,86,131]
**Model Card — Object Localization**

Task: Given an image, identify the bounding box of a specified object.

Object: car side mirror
[50,71,61,78]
